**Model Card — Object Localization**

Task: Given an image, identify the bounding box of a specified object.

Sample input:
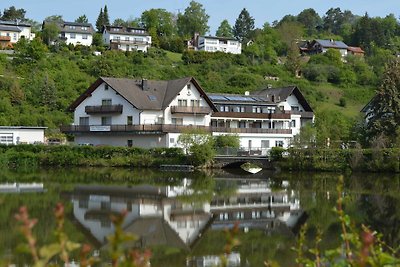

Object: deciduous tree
[177,1,209,37]
[216,19,233,37]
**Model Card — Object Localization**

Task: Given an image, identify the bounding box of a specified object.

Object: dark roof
[124,217,189,250]
[42,21,94,34]
[0,25,21,32]
[314,39,348,49]
[0,20,31,27]
[103,25,149,36]
[253,86,314,112]
[67,77,217,112]
[201,35,238,42]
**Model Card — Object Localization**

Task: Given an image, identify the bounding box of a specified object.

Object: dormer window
[69,25,76,30]
[81,26,88,31]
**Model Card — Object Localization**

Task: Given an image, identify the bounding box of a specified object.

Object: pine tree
[366,59,400,143]
[216,19,233,37]
[233,8,254,43]
[103,5,110,26]
[95,8,104,32]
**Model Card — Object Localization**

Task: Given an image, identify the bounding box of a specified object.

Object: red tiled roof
[347,46,364,53]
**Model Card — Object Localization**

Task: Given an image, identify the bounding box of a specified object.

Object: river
[0,168,399,266]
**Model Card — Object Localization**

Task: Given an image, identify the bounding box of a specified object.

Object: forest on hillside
[0,3,400,145]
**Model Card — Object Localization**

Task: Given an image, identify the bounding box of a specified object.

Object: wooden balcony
[170,106,211,115]
[60,124,292,135]
[212,112,291,120]
[85,105,123,114]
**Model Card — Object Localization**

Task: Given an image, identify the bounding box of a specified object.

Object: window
[187,84,191,90]
[79,117,89,125]
[219,213,229,220]
[171,118,183,125]
[69,25,76,30]
[127,140,133,147]
[0,134,13,145]
[275,141,284,147]
[251,211,260,219]
[127,116,133,125]
[13,33,17,41]
[235,212,244,219]
[238,121,246,128]
[82,34,88,39]
[170,138,175,144]
[101,116,112,125]
[81,26,88,31]
[148,95,157,101]
[291,106,300,111]
[178,99,187,107]
[261,140,270,148]
[125,36,130,41]
[291,120,296,128]
[105,84,109,90]
[252,106,261,113]
[102,99,112,106]
[191,100,200,107]
[78,199,88,209]
[70,33,76,39]
[190,220,200,228]
[177,220,187,228]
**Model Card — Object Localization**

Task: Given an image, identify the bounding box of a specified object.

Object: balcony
[60,124,292,135]
[170,106,211,115]
[85,105,123,114]
[290,111,314,119]
[110,39,149,45]
[212,112,291,120]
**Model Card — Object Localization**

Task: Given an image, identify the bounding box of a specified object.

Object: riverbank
[271,147,400,173]
[0,144,186,168]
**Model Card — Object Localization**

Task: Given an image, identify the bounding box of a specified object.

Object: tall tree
[42,22,60,45]
[103,5,110,26]
[141,9,175,37]
[75,15,88,23]
[95,8,104,32]
[1,6,26,21]
[216,19,233,37]
[177,1,209,37]
[297,8,322,36]
[233,8,255,43]
[366,59,400,143]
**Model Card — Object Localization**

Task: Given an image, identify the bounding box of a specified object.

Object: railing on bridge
[215,147,269,157]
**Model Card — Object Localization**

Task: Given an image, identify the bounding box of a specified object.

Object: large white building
[0,126,46,145]
[42,21,94,46]
[188,33,242,54]
[102,25,152,52]
[0,20,35,48]
[61,77,314,151]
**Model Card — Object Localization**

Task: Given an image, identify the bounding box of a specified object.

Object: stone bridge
[213,155,272,169]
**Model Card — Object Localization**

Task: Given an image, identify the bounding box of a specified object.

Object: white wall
[75,134,167,147]
[0,128,45,145]
[198,37,242,54]
[74,82,141,125]
[64,32,93,46]
[103,30,152,52]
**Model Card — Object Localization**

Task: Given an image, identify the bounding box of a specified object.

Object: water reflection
[66,178,304,253]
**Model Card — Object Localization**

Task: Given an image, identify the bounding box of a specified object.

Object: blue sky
[1,0,398,33]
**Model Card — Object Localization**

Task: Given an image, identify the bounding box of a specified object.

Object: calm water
[0,168,399,266]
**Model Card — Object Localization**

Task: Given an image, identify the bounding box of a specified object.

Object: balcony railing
[170,106,211,114]
[60,124,292,135]
[212,112,291,120]
[290,111,314,119]
[85,105,123,114]
[110,39,149,45]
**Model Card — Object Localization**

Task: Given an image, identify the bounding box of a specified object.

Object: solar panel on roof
[209,95,228,101]
[225,96,255,102]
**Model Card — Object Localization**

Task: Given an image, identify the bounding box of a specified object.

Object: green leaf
[65,241,81,252]
[39,243,61,261]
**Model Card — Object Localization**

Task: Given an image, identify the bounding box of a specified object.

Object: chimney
[141,79,148,90]
[244,91,250,96]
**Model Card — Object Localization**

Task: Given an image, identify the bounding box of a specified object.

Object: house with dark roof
[42,21,94,46]
[61,77,314,150]
[300,39,349,57]
[102,25,152,52]
[188,33,242,54]
[0,20,35,48]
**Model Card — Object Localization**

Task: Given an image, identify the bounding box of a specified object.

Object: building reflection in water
[67,178,304,252]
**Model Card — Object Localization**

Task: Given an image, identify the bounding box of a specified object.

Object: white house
[0,126,46,145]
[0,20,35,48]
[42,21,94,46]
[188,33,242,54]
[102,25,151,52]
[61,77,314,151]
[300,39,348,57]
[62,77,215,147]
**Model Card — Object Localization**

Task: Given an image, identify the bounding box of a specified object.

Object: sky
[1,0,398,33]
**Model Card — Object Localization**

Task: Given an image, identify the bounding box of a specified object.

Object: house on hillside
[102,25,152,52]
[0,126,46,145]
[300,39,349,57]
[61,76,314,152]
[42,21,94,46]
[0,20,35,49]
[187,33,242,54]
[347,46,365,56]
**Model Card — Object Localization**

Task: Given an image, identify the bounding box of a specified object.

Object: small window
[291,120,296,128]
[101,116,112,125]
[275,141,284,147]
[187,84,191,90]
[127,140,133,147]
[82,34,88,39]
[177,221,187,228]
[102,99,112,106]
[69,25,76,30]
[79,117,89,125]
[105,84,109,90]
[125,36,130,41]
[70,33,76,39]
[170,138,175,144]
[127,116,133,125]
[178,99,187,107]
